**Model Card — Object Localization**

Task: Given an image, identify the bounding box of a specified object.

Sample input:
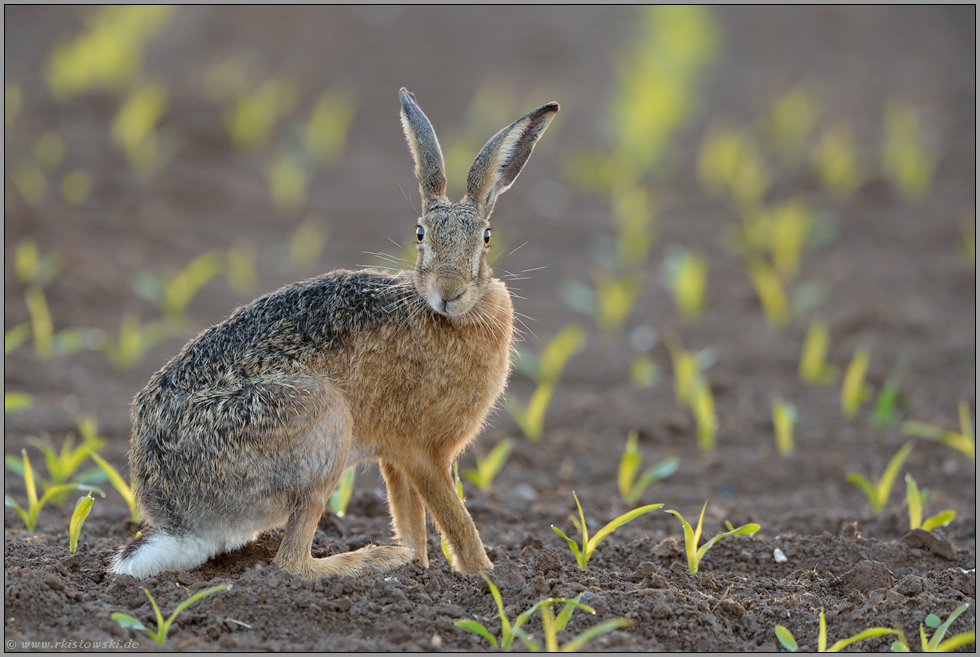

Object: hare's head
[399,88,558,317]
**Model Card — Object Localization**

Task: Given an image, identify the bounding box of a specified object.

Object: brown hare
[111,88,559,579]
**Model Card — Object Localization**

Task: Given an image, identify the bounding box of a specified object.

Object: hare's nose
[435,278,465,304]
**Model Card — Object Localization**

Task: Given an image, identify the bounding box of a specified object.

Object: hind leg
[380,460,429,567]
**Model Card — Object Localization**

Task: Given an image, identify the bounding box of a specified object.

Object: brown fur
[114,89,558,579]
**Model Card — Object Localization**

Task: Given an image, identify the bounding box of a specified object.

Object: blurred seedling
[772,400,797,456]
[101,313,174,371]
[764,84,820,169]
[225,239,257,294]
[775,608,897,652]
[4,393,33,413]
[846,441,914,514]
[441,463,466,570]
[6,417,107,504]
[133,251,225,319]
[810,124,865,196]
[15,239,61,288]
[691,379,718,452]
[559,271,641,335]
[882,100,936,202]
[666,340,718,451]
[892,604,975,653]
[69,492,95,554]
[746,257,789,328]
[660,245,708,321]
[268,150,308,213]
[960,219,975,267]
[305,88,357,165]
[463,438,514,493]
[733,200,813,283]
[799,318,840,385]
[905,474,955,533]
[618,430,678,505]
[841,346,873,420]
[112,83,176,177]
[6,80,22,128]
[5,450,104,532]
[629,355,659,388]
[507,325,586,442]
[870,358,909,428]
[611,185,657,268]
[5,323,31,356]
[88,450,140,523]
[289,218,329,272]
[904,401,975,463]
[665,501,760,575]
[111,584,230,645]
[221,73,299,151]
[22,287,88,360]
[552,491,662,572]
[698,124,770,211]
[513,598,632,653]
[329,466,355,518]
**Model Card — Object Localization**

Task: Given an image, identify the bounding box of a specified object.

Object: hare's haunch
[111,89,559,579]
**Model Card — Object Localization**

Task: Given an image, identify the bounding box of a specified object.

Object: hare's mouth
[427,288,475,317]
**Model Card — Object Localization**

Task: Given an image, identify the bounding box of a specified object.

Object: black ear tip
[546,102,560,112]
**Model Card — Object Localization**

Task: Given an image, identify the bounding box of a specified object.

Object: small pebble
[773,548,787,563]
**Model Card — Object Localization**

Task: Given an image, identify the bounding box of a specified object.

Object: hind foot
[277,545,417,578]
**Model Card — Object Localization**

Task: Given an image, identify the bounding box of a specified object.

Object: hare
[111,88,559,580]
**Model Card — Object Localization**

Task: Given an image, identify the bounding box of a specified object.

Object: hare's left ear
[465,102,559,217]
[400,88,448,213]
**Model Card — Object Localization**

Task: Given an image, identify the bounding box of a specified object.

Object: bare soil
[4,6,976,652]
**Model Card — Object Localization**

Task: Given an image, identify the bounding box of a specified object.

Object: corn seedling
[612,185,657,268]
[629,355,659,388]
[618,431,678,505]
[60,170,91,205]
[772,400,797,456]
[841,346,873,420]
[5,322,31,355]
[506,325,586,441]
[660,245,708,321]
[5,450,104,532]
[871,358,909,428]
[746,257,789,328]
[225,239,257,294]
[6,80,22,127]
[666,339,715,408]
[69,492,95,553]
[24,286,54,359]
[904,401,975,462]
[552,491,662,572]
[882,100,935,202]
[846,441,914,514]
[960,220,975,267]
[112,584,230,644]
[775,608,897,652]
[88,450,140,523]
[592,269,641,333]
[698,124,770,211]
[134,251,225,319]
[112,83,174,177]
[765,85,820,169]
[329,466,355,518]
[441,463,466,570]
[692,379,718,452]
[463,438,514,493]
[799,318,839,385]
[15,239,61,288]
[810,124,865,196]
[305,88,357,164]
[4,392,32,413]
[101,313,175,371]
[665,501,760,575]
[892,604,975,653]
[905,474,955,532]
[289,219,329,272]
[514,599,632,653]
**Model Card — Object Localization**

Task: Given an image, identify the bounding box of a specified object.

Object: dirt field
[4,6,975,652]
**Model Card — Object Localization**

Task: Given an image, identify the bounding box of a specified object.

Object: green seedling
[9,419,107,505]
[456,575,589,650]
[772,400,797,456]
[746,257,789,328]
[665,501,760,575]
[87,450,141,523]
[846,441,914,514]
[269,151,308,212]
[698,124,770,211]
[618,431,679,505]
[101,313,175,371]
[305,88,357,164]
[506,325,586,441]
[612,185,657,268]
[841,346,873,420]
[463,438,514,493]
[69,492,95,553]
[514,599,632,653]
[4,393,32,413]
[134,251,225,319]
[904,401,975,462]
[799,318,839,385]
[222,74,298,151]
[660,245,708,321]
[691,379,717,452]
[441,463,466,570]
[24,286,54,359]
[15,239,61,287]
[871,358,909,428]
[882,100,936,202]
[552,491,662,572]
[5,322,31,355]
[5,450,104,532]
[892,604,975,652]
[629,355,659,388]
[592,269,641,333]
[765,85,820,169]
[329,466,355,518]
[960,220,975,267]
[811,124,865,196]
[112,584,230,645]
[225,239,257,294]
[666,340,715,408]
[905,474,955,532]
[112,83,173,177]
[775,608,897,652]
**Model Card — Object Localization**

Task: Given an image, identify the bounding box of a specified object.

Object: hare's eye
[483,228,491,247]
[416,226,425,243]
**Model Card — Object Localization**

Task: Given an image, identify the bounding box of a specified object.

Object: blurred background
[4,5,975,472]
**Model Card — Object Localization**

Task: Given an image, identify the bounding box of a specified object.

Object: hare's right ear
[465,101,560,217]
[400,88,448,212]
